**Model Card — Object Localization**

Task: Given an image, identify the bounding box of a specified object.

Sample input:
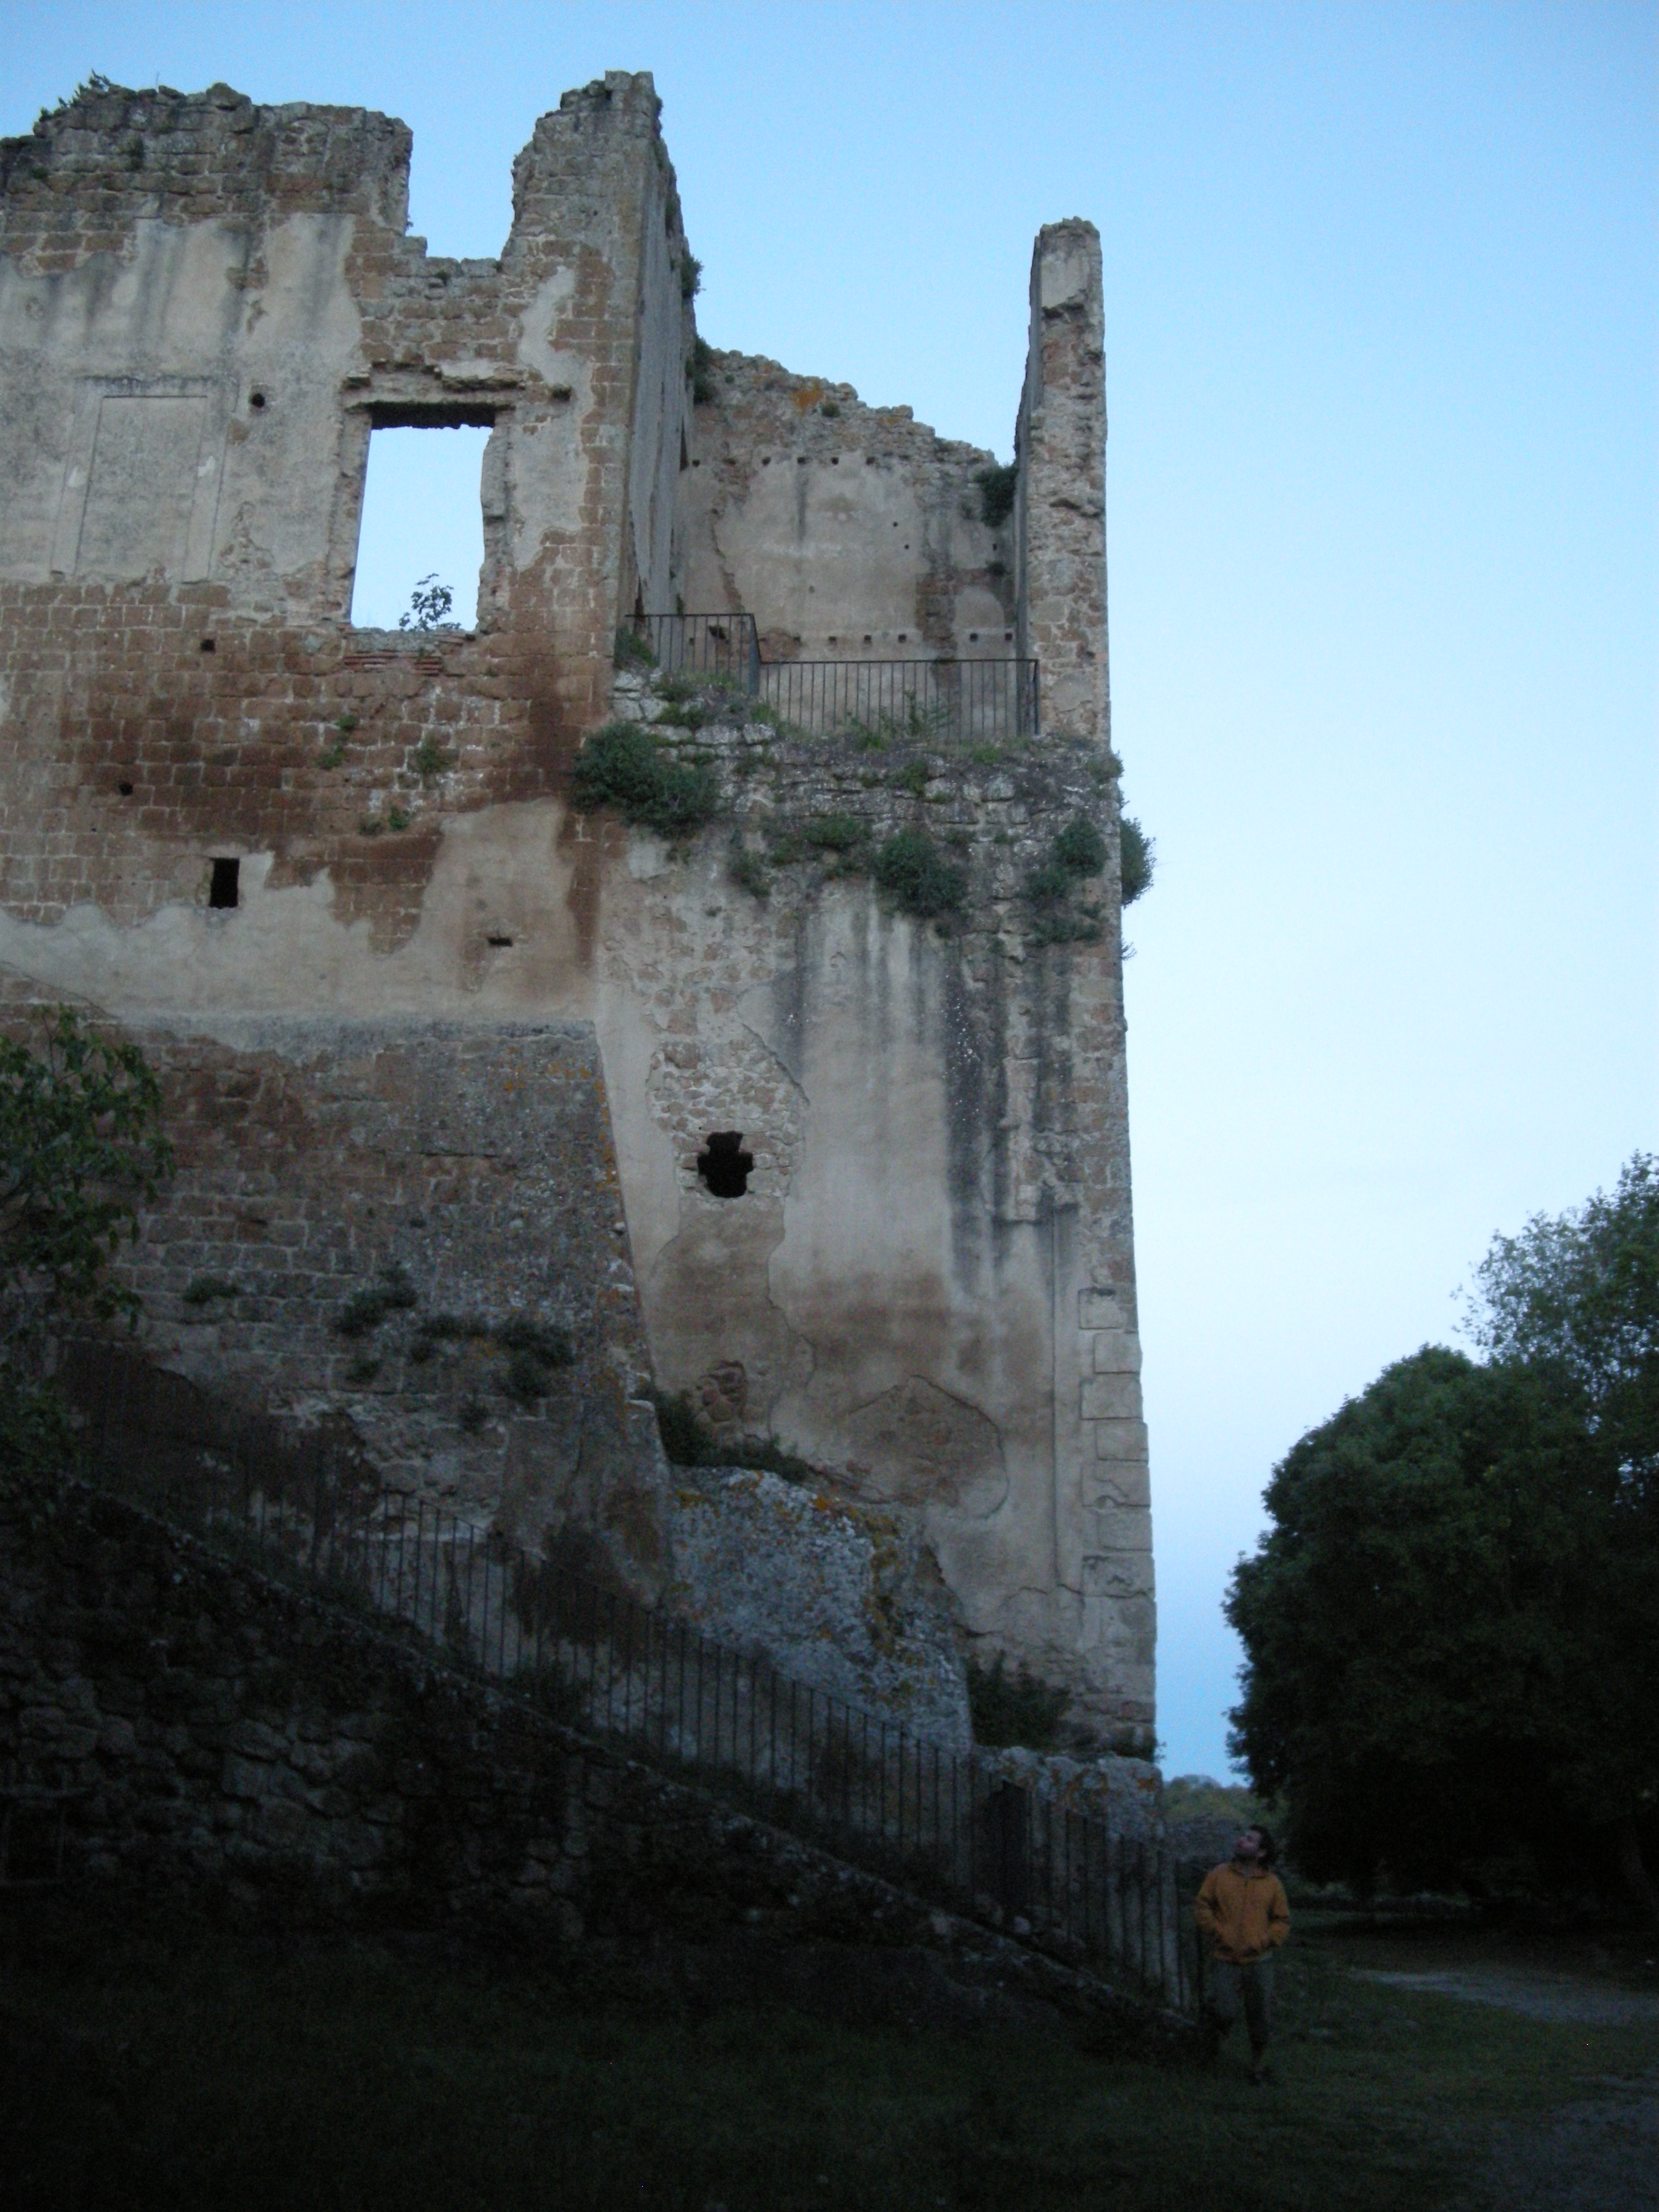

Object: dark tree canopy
[1228,1162,1659,1909]
[1467,1152,1658,1494]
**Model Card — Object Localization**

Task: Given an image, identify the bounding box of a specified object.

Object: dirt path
[1461,2072,1659,2212]
[1352,1960,1659,2209]
[1357,1963,1659,2026]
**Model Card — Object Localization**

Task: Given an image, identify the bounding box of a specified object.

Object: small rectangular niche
[208,857,240,909]
[349,421,492,632]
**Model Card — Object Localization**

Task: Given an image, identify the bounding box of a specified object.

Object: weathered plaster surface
[683,352,1013,662]
[0,85,1153,1745]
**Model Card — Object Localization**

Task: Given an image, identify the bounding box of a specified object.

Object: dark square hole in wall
[697,1131,753,1199]
[208,857,240,910]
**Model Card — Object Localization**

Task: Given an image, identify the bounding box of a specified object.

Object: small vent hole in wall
[486,933,514,948]
[118,781,133,796]
[200,637,215,653]
[249,391,267,411]
[697,1130,753,1199]
[208,857,240,910]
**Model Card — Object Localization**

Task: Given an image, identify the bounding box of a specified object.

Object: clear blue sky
[8,2,1655,1777]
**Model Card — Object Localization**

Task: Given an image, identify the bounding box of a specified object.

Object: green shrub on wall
[871,830,965,919]
[966,1652,1069,1750]
[649,1388,816,1487]
[1120,816,1156,906]
[1053,816,1108,878]
[571,723,721,838]
[975,462,1018,529]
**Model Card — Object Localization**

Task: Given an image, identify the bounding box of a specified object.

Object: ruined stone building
[0,73,1154,1749]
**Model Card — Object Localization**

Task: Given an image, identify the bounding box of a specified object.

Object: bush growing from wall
[872,831,965,920]
[572,723,721,838]
[0,1006,172,1510]
[1120,817,1155,906]
[966,1652,1069,1750]
[975,463,1018,529]
[649,1388,816,1486]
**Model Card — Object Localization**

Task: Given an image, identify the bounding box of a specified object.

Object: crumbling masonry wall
[0,79,1152,1745]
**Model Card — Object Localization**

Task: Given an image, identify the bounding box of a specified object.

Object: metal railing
[758,658,1039,746]
[59,1343,1191,2014]
[629,613,760,690]
[627,616,1040,747]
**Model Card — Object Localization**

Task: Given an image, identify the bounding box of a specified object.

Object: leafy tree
[399,575,454,632]
[0,1007,172,1491]
[1227,1343,1658,1913]
[1466,1152,1658,1494]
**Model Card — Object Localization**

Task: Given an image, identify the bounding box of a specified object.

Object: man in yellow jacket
[1194,1825,1291,2081]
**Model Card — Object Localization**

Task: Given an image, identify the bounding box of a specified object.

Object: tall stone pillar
[1015,219,1155,1749]
[1015,220,1108,744]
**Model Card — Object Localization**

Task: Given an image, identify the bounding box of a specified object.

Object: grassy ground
[2,1901,1655,2211]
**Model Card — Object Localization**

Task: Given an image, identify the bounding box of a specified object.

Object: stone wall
[665,1468,972,1750]
[103,1017,660,1533]
[1015,221,1109,743]
[682,351,1013,662]
[0,1485,1186,2043]
[0,73,696,713]
[0,74,1153,1747]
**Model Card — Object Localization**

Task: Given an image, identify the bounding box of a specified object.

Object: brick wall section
[1,75,693,696]
[0,1485,1187,2046]
[0,81,411,269]
[115,1019,659,1535]
[0,586,554,942]
[0,72,696,937]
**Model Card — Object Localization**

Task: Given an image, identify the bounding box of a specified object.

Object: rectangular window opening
[349,420,493,632]
[208,857,240,909]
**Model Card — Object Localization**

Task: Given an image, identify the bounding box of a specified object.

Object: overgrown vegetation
[1120,815,1155,905]
[726,841,770,900]
[495,1316,574,1403]
[766,813,869,872]
[976,461,1019,529]
[650,1387,816,1486]
[398,575,454,633]
[412,737,452,782]
[680,252,702,301]
[181,1276,238,1307]
[332,1264,418,1340]
[966,1651,1070,1750]
[1053,816,1108,876]
[571,722,722,838]
[1163,1775,1281,1830]
[399,1309,573,1404]
[871,830,965,919]
[612,624,656,671]
[1,1008,173,1511]
[689,335,716,405]
[1024,811,1108,945]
